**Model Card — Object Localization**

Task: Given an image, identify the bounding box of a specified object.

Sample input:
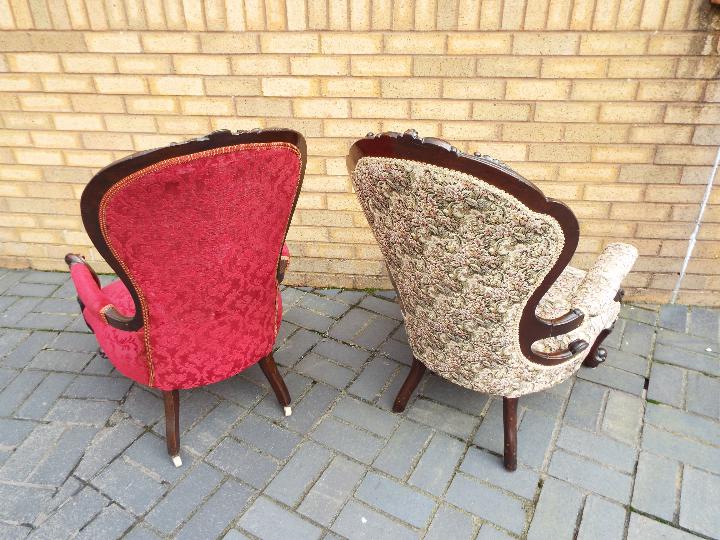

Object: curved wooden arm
[65,253,140,331]
[531,339,589,363]
[536,308,585,337]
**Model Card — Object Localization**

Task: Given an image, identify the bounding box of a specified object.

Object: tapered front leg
[163,390,181,467]
[392,358,427,413]
[503,396,518,472]
[259,353,292,416]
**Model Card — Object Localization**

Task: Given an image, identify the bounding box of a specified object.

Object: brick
[647,362,684,407]
[261,33,319,53]
[414,56,475,77]
[632,451,679,521]
[265,440,333,505]
[602,390,644,445]
[8,52,61,72]
[448,33,511,54]
[231,55,288,75]
[446,474,527,534]
[332,500,416,540]
[426,505,476,540]
[506,80,570,100]
[311,417,384,464]
[527,478,583,540]
[321,33,382,53]
[206,437,277,489]
[262,77,318,97]
[541,57,607,78]
[679,466,720,538]
[116,55,172,74]
[477,56,540,77]
[686,372,720,419]
[646,402,720,446]
[173,55,229,75]
[577,495,626,540]
[92,459,165,515]
[460,446,539,500]
[76,504,135,540]
[175,480,253,540]
[85,32,141,53]
[352,55,412,76]
[580,34,647,54]
[357,471,435,527]
[549,450,633,503]
[199,33,257,53]
[408,398,478,438]
[298,455,365,526]
[291,56,348,76]
[514,33,579,55]
[74,421,143,481]
[373,419,432,478]
[557,424,636,473]
[443,79,505,100]
[140,32,199,53]
[627,513,698,540]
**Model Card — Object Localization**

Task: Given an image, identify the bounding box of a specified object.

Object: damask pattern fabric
[352,157,636,397]
[74,143,301,390]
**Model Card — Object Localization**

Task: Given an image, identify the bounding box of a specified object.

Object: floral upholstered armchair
[348,130,637,471]
[65,129,306,466]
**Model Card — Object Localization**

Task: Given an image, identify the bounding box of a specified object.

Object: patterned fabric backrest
[98,142,302,389]
[352,156,565,386]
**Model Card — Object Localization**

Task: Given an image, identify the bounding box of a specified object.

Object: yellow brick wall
[0,0,719,305]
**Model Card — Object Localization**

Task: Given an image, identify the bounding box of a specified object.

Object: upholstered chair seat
[65,129,306,466]
[348,130,638,471]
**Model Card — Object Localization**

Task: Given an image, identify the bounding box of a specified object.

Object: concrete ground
[0,267,719,540]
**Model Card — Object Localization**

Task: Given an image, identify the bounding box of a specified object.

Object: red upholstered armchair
[65,129,306,466]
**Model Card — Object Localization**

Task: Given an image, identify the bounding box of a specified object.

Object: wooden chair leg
[259,353,292,416]
[503,397,518,472]
[583,325,613,368]
[162,389,181,467]
[392,357,427,413]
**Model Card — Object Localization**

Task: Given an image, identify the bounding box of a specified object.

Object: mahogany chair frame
[66,129,306,465]
[348,130,617,471]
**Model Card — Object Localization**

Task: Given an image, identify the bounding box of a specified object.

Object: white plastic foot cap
[171,455,182,468]
[284,406,292,417]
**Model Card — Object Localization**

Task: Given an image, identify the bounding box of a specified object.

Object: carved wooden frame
[347,129,588,366]
[68,128,307,332]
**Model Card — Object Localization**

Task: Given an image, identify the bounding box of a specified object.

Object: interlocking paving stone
[421,374,489,415]
[526,478,583,540]
[576,494,626,540]
[627,513,699,540]
[298,455,365,526]
[645,402,720,446]
[679,466,720,538]
[206,437,277,489]
[659,304,688,332]
[563,379,606,430]
[643,424,720,474]
[348,355,399,400]
[548,450,633,503]
[373,419,433,479]
[460,447,540,499]
[409,432,465,496]
[556,424,636,473]
[239,496,322,540]
[577,364,646,395]
[283,306,335,333]
[75,503,135,540]
[686,371,720,419]
[407,397,479,439]
[233,413,302,459]
[332,395,397,437]
[356,471,436,528]
[311,417,384,464]
[425,504,476,540]
[311,339,370,370]
[145,462,224,534]
[632,451,680,521]
[92,459,166,515]
[648,362,685,407]
[175,479,253,540]
[29,486,107,539]
[332,500,417,540]
[601,390,644,445]
[1,274,717,539]
[265,440,333,506]
[296,352,356,388]
[446,474,527,534]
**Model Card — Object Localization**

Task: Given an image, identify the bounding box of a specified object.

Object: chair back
[82,129,306,388]
[348,131,578,380]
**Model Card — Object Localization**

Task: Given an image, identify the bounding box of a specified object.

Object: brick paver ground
[1,267,719,539]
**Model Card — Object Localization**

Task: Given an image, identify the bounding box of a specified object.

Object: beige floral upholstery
[352,156,637,398]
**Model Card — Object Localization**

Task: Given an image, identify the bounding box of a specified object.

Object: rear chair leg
[583,327,612,368]
[392,358,427,413]
[503,397,518,472]
[259,354,292,416]
[163,390,181,467]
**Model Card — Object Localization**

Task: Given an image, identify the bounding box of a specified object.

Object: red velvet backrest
[94,138,303,389]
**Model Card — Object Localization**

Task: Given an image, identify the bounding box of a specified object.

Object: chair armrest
[65,254,135,330]
[570,243,638,317]
[277,243,291,282]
